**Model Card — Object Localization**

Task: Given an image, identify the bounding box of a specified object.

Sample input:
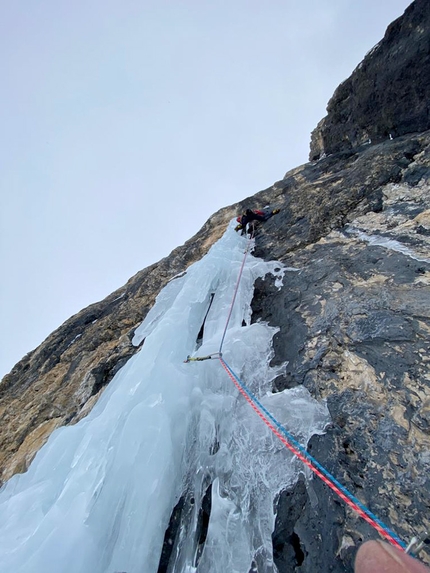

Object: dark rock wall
[310,0,430,160]
[0,2,429,571]
[251,132,430,571]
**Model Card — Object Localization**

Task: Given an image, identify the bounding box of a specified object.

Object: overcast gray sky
[1,0,412,378]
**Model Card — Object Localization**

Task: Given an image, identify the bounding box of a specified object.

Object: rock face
[1,1,429,571]
[251,134,430,571]
[309,0,430,160]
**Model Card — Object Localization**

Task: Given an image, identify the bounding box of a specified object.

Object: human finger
[355,540,430,573]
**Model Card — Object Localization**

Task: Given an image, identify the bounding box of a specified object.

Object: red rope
[190,224,406,549]
[218,235,253,353]
[218,357,404,550]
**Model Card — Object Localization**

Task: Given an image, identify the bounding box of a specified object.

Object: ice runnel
[0,221,330,573]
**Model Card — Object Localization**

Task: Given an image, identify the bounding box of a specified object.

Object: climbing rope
[218,233,254,353]
[187,231,254,364]
[218,355,406,550]
[185,225,411,552]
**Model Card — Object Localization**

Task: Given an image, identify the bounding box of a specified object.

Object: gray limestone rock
[1,2,430,571]
[309,0,430,160]
[250,169,430,570]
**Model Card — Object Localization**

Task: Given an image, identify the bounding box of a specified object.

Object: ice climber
[234,207,280,235]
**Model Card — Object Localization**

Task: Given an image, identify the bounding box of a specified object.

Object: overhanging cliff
[309,0,430,160]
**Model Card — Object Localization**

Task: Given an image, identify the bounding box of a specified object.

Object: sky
[0,0,412,379]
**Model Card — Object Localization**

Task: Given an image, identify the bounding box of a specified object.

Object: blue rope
[221,357,406,549]
[198,225,406,549]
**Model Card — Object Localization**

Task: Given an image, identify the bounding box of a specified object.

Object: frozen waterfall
[0,221,330,573]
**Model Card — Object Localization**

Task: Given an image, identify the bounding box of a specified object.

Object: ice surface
[347,227,430,263]
[0,221,329,573]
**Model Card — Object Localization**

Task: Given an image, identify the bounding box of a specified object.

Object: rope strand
[187,224,407,549]
[216,228,406,550]
[218,234,253,353]
[219,356,406,550]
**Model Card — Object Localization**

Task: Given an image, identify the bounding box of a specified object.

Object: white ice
[347,227,430,263]
[0,221,329,573]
